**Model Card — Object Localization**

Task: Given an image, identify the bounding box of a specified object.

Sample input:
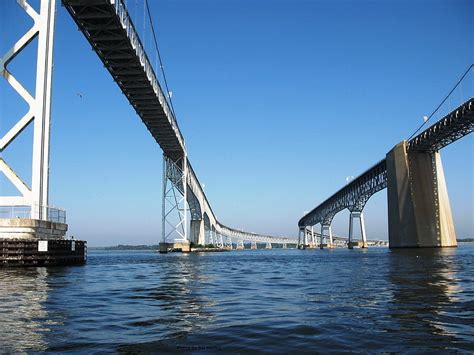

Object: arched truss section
[299,97,473,230]
[299,160,387,228]
[216,223,297,244]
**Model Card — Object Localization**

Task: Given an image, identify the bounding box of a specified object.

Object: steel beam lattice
[162,156,187,242]
[408,98,474,153]
[299,98,473,230]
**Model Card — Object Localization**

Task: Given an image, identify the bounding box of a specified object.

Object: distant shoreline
[89,245,159,251]
[88,239,474,250]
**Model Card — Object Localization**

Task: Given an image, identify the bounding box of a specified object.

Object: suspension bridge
[1,0,300,257]
[0,0,471,265]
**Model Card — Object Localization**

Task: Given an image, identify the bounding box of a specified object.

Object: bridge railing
[0,204,67,223]
[112,0,186,151]
[217,222,298,244]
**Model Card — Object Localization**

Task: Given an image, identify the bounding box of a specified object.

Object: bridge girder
[299,160,387,227]
[299,98,473,230]
[62,0,296,246]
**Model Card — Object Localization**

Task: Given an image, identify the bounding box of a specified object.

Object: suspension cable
[407,63,473,140]
[144,0,177,118]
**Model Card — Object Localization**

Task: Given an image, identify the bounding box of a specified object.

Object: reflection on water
[0,247,473,352]
[125,255,215,339]
[0,268,64,351]
[387,248,472,350]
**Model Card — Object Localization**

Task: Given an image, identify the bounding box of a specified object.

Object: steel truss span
[299,97,474,229]
[62,0,293,245]
[299,160,387,228]
[408,98,474,153]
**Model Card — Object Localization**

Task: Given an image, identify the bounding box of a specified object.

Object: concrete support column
[208,228,214,245]
[328,225,334,248]
[348,212,368,249]
[360,212,367,248]
[320,224,334,249]
[251,241,257,250]
[319,225,324,248]
[386,141,457,248]
[348,215,354,249]
[265,242,272,249]
[282,243,287,249]
[298,228,304,249]
[190,219,205,245]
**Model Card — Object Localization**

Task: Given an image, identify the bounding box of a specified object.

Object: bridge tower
[161,155,191,251]
[0,0,86,265]
[161,155,205,251]
[386,141,457,248]
[1,0,56,218]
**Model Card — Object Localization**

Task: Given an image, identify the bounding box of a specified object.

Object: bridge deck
[408,98,474,152]
[63,0,185,161]
[299,98,473,228]
[63,0,298,244]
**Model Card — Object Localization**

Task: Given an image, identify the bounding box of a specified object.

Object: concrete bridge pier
[299,226,316,249]
[320,224,334,249]
[208,228,214,246]
[282,243,287,249]
[190,219,205,246]
[251,241,257,250]
[386,141,457,248]
[225,236,233,249]
[236,239,244,250]
[265,242,272,249]
[213,227,224,248]
[301,227,309,248]
[297,227,304,249]
[348,212,368,249]
[309,226,316,248]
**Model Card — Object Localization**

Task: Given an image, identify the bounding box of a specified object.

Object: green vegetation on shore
[89,244,160,250]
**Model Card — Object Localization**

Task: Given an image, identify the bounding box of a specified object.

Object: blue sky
[1,0,473,246]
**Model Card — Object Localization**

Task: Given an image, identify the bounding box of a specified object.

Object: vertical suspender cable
[407,63,473,140]
[144,0,177,118]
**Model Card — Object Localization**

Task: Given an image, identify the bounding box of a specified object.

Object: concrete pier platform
[0,219,86,267]
[0,239,86,266]
[320,243,334,249]
[298,244,315,250]
[0,219,67,239]
[159,241,191,253]
[348,241,368,249]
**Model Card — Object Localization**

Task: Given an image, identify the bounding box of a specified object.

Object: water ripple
[0,246,473,352]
